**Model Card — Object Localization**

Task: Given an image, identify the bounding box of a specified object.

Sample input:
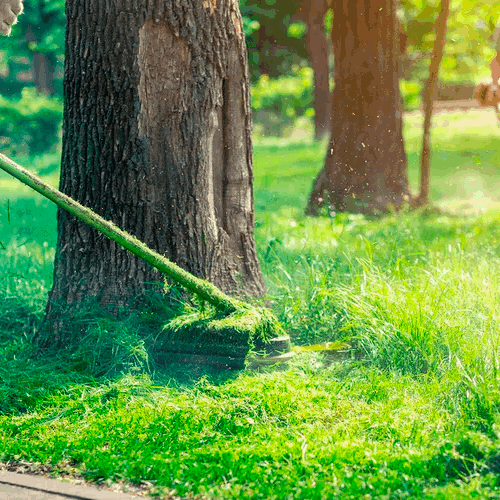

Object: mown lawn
[1,110,500,499]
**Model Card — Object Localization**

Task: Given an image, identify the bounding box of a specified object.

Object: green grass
[2,110,500,498]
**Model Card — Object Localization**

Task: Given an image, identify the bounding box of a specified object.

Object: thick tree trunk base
[306,0,412,217]
[306,162,414,217]
[42,0,265,343]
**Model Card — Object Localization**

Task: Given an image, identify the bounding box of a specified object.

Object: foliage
[400,79,423,110]
[251,66,313,115]
[0,0,65,97]
[0,88,62,156]
[240,0,308,80]
[400,0,500,83]
[251,66,314,136]
[1,114,500,498]
[250,70,456,137]
[1,0,498,150]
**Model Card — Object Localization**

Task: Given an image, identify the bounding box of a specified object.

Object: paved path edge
[0,470,143,499]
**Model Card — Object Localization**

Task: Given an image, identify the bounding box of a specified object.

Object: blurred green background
[1,0,499,166]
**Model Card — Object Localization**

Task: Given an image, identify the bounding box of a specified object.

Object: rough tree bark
[44,0,265,340]
[306,0,411,215]
[305,0,331,140]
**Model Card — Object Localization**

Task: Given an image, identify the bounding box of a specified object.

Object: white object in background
[0,0,23,36]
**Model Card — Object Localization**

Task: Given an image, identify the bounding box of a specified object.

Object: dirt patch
[432,99,482,111]
[406,100,500,129]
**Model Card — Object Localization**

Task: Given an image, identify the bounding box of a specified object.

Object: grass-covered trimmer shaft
[0,152,287,367]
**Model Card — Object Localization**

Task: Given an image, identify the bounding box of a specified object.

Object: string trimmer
[0,153,353,368]
[0,152,289,368]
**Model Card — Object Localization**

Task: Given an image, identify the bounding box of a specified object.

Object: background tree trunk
[418,0,450,206]
[25,0,57,96]
[32,51,55,95]
[44,0,265,340]
[256,4,274,76]
[305,0,331,140]
[306,0,411,215]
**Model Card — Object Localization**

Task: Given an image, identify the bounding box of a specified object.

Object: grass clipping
[0,152,285,368]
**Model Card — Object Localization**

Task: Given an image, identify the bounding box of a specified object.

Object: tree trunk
[44,0,265,341]
[32,52,55,95]
[418,0,450,206]
[306,0,411,216]
[255,2,274,76]
[25,14,56,97]
[305,0,331,140]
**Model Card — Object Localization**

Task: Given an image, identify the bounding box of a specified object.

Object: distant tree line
[0,0,498,150]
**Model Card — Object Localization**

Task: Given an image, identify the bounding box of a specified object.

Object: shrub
[400,79,423,110]
[0,87,63,156]
[251,66,314,136]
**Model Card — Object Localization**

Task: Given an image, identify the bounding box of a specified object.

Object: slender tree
[44,0,265,339]
[417,0,450,206]
[307,0,412,215]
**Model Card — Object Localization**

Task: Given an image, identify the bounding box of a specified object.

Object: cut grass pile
[1,109,500,498]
